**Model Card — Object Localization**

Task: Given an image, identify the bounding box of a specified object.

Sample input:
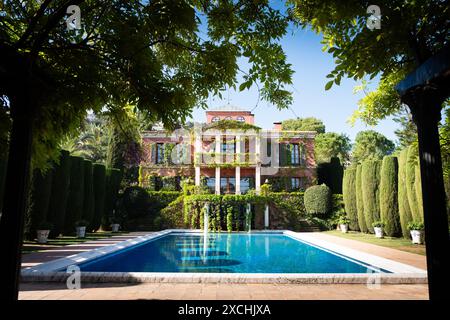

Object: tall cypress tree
[64,156,85,235]
[414,165,424,222]
[92,163,106,232]
[343,168,358,230]
[82,160,95,231]
[361,160,381,233]
[355,164,367,232]
[380,156,401,236]
[47,150,71,237]
[398,148,414,238]
[406,144,422,222]
[103,168,122,229]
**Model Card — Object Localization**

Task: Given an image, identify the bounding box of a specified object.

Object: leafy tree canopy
[289,0,450,125]
[0,0,294,168]
[315,132,351,164]
[352,130,395,163]
[282,117,325,133]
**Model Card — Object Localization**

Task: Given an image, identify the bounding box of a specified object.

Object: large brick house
[140,106,316,194]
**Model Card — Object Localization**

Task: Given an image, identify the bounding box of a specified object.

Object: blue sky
[188,14,400,144]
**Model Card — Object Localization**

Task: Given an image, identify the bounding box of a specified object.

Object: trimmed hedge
[102,168,122,228]
[64,156,85,234]
[47,150,71,237]
[92,163,106,231]
[398,149,414,238]
[304,184,331,216]
[26,169,53,240]
[361,160,381,233]
[355,164,367,232]
[414,165,424,222]
[379,156,401,236]
[82,160,95,230]
[317,157,343,194]
[343,168,359,231]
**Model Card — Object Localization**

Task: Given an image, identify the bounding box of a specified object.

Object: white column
[215,133,221,194]
[215,167,221,195]
[194,134,202,186]
[235,134,241,195]
[255,165,261,193]
[255,133,261,194]
[264,204,269,228]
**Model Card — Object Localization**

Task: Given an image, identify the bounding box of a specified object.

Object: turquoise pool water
[78,233,386,273]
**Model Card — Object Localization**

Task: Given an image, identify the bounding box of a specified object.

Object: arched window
[236,116,245,122]
[211,116,220,122]
[224,116,232,120]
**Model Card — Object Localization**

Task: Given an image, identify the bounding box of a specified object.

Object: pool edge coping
[21,229,428,284]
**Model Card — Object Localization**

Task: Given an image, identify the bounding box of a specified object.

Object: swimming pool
[78,233,386,273]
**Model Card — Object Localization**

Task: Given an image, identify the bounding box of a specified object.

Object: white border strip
[21,229,427,284]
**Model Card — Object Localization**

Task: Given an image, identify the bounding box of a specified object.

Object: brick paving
[19,231,429,300]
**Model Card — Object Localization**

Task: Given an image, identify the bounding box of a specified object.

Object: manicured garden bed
[324,230,426,256]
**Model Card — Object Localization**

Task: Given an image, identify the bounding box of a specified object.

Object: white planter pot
[111,224,120,232]
[36,230,50,244]
[374,227,384,238]
[410,230,423,244]
[340,224,348,233]
[76,226,86,238]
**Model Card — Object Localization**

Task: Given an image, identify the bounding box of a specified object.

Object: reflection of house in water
[140,105,317,194]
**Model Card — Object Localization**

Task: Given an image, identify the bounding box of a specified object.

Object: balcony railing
[194,152,258,167]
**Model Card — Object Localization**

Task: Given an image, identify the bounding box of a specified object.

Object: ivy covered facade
[139,106,317,194]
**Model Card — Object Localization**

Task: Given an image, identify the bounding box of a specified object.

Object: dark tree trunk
[0,95,34,300]
[406,88,450,301]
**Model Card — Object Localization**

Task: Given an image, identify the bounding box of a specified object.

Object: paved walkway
[19,231,429,300]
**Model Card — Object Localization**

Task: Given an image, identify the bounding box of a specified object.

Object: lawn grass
[324,230,426,256]
[22,231,128,254]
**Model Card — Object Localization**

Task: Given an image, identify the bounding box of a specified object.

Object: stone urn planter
[408,222,424,245]
[36,230,50,244]
[410,230,423,244]
[340,224,348,233]
[374,227,384,238]
[111,224,120,232]
[75,220,89,238]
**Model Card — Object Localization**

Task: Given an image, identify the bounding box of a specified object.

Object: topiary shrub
[92,163,106,232]
[82,160,95,231]
[398,148,414,238]
[121,186,149,220]
[342,168,359,231]
[64,156,85,235]
[379,156,401,237]
[102,168,122,229]
[304,184,332,216]
[361,160,381,233]
[47,150,71,237]
[355,164,367,232]
[406,144,423,222]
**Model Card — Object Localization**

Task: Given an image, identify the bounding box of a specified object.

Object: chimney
[273,122,282,131]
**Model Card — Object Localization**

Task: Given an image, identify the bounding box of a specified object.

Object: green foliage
[355,165,367,232]
[414,165,424,221]
[315,132,351,164]
[47,150,71,237]
[406,144,423,222]
[64,156,85,235]
[25,169,53,240]
[342,168,359,231]
[338,216,350,225]
[361,160,381,233]
[398,149,414,238]
[291,0,449,125]
[282,117,325,133]
[407,221,424,231]
[393,108,418,149]
[92,164,106,232]
[82,160,95,230]
[304,184,332,216]
[226,205,234,232]
[159,196,185,229]
[103,168,122,229]
[379,156,401,237]
[352,131,395,164]
[317,157,343,194]
[372,220,385,228]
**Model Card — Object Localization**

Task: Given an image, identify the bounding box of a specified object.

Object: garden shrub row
[25,150,122,239]
[342,145,424,238]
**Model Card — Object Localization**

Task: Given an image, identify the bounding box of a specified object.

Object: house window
[291,143,300,165]
[156,143,165,164]
[211,116,220,122]
[240,177,255,194]
[224,116,232,120]
[291,177,300,191]
[205,177,215,193]
[221,141,235,154]
[236,116,245,122]
[220,177,236,194]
